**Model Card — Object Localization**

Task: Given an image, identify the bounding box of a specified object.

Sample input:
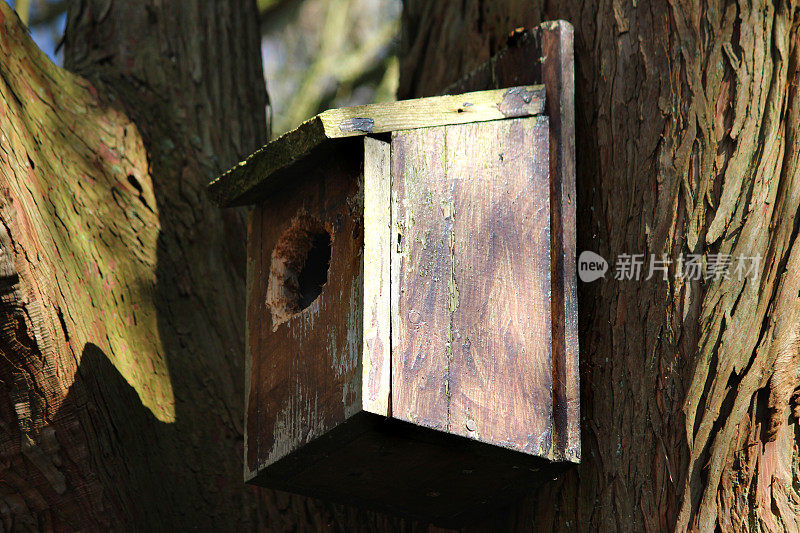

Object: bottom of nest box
[246,412,572,527]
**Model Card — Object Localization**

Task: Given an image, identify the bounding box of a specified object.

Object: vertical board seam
[387,138,393,418]
[443,129,454,433]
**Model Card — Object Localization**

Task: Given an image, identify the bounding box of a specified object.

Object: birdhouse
[209,81,578,525]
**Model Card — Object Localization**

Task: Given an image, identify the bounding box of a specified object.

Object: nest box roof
[207,85,545,207]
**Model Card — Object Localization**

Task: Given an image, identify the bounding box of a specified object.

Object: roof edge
[208,85,545,207]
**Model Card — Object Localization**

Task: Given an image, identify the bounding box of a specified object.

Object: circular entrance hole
[267,216,332,329]
[296,231,332,309]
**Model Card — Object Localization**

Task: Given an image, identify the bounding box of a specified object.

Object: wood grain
[447,22,579,462]
[390,126,451,430]
[246,148,365,476]
[362,137,392,416]
[320,85,545,137]
[208,86,545,207]
[390,117,554,456]
[447,117,553,455]
[246,128,563,525]
[244,202,263,478]
[540,23,579,463]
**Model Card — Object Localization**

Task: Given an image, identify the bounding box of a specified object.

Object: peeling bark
[400,0,800,531]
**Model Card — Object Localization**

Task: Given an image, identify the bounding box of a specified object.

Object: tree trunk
[0,0,433,528]
[0,0,272,529]
[5,0,800,530]
[400,1,800,531]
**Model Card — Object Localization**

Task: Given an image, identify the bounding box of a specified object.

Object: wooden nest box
[209,22,577,526]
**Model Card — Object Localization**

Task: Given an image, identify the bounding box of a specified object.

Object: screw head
[466,419,477,432]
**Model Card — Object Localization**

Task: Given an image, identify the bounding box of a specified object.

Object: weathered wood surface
[390,125,451,430]
[391,116,554,457]
[208,85,545,207]
[246,115,563,523]
[448,117,553,454]
[362,137,392,416]
[239,38,571,522]
[245,125,563,526]
[447,20,579,463]
[246,149,365,478]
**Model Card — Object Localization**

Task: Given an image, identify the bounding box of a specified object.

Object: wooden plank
[244,205,264,480]
[248,151,365,474]
[362,137,391,416]
[390,126,451,430]
[391,117,553,457]
[208,85,545,207]
[446,117,553,456]
[540,22,580,464]
[319,85,544,137]
[446,21,579,462]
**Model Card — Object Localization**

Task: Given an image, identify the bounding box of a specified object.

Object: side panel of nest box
[244,151,367,480]
[390,116,553,454]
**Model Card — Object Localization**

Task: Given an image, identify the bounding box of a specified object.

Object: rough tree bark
[0,0,272,529]
[400,1,800,531]
[5,0,800,531]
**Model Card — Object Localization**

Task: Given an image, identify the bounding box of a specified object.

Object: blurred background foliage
[6,0,401,137]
